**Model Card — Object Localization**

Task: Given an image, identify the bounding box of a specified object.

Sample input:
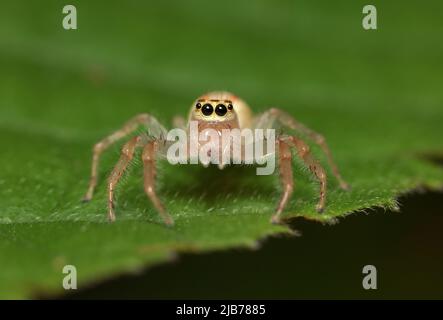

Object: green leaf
[0,1,442,298]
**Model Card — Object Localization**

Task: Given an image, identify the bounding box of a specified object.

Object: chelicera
[82,91,349,225]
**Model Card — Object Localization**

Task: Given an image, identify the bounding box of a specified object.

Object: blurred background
[1,0,442,299]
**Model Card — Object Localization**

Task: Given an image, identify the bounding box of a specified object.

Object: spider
[82,91,349,226]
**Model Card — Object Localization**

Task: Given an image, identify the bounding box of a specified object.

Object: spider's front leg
[287,135,327,213]
[107,136,141,222]
[107,136,172,225]
[83,113,166,202]
[272,137,294,224]
[255,108,349,191]
[272,135,328,224]
[142,140,174,226]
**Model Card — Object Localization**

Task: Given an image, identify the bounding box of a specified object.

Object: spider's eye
[201,103,213,116]
[228,104,233,110]
[215,104,227,116]
[196,103,202,109]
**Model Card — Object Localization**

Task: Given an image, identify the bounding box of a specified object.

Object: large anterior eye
[201,103,213,116]
[215,104,227,116]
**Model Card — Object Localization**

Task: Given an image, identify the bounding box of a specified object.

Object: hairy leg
[286,136,327,213]
[83,113,166,201]
[271,137,294,224]
[107,136,140,222]
[254,108,349,190]
[142,141,174,226]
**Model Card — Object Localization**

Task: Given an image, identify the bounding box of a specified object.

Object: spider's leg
[142,141,174,226]
[287,135,327,213]
[255,108,349,190]
[107,136,140,222]
[83,113,166,202]
[271,137,294,224]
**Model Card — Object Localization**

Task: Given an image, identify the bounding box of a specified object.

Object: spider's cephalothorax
[82,91,349,226]
[186,92,254,168]
[189,91,252,130]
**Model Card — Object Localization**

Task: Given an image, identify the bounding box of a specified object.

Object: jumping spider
[82,91,349,225]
